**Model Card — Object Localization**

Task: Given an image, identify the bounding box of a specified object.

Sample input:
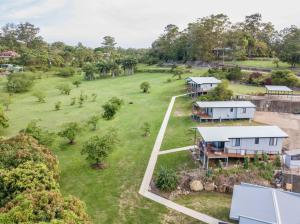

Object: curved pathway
[139,94,225,224]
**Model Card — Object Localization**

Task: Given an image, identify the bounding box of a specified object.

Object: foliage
[226,66,242,81]
[87,115,100,131]
[155,166,178,191]
[70,97,76,105]
[171,66,186,79]
[270,70,299,87]
[72,78,82,88]
[141,122,151,137]
[102,97,124,120]
[273,58,280,68]
[0,94,12,111]
[81,129,119,167]
[262,152,269,162]
[57,67,76,77]
[0,161,58,206]
[83,63,97,80]
[58,122,81,144]
[55,101,61,111]
[199,81,233,101]
[243,157,249,169]
[22,120,55,146]
[274,154,281,168]
[56,83,72,95]
[0,107,9,130]
[6,73,35,93]
[32,90,46,103]
[78,92,85,107]
[0,190,91,223]
[140,81,151,93]
[91,93,97,102]
[0,134,59,177]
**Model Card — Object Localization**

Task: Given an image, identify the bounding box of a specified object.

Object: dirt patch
[254,111,300,149]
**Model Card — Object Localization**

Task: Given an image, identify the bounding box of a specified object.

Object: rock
[189,180,203,192]
[204,182,215,191]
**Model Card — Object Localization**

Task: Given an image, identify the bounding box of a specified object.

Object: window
[230,108,234,112]
[269,138,278,146]
[210,84,213,87]
[291,155,300,160]
[242,108,246,113]
[255,138,259,144]
[234,138,240,146]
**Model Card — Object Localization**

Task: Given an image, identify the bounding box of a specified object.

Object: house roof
[285,149,300,156]
[265,85,293,92]
[197,126,288,142]
[195,101,256,108]
[0,51,19,58]
[230,183,300,224]
[186,77,221,85]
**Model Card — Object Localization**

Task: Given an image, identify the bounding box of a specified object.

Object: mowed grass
[225,59,292,69]
[0,71,190,224]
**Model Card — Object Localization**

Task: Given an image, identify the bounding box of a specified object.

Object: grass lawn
[173,192,234,223]
[225,59,292,70]
[0,70,192,224]
[228,83,265,95]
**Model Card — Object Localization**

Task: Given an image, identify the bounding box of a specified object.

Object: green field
[0,68,269,223]
[225,59,292,70]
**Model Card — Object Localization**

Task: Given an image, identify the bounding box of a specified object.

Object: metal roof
[230,183,300,224]
[265,85,293,92]
[197,126,288,142]
[285,149,300,156]
[186,77,221,85]
[195,101,256,108]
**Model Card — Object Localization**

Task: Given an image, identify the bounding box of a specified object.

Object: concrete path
[158,145,195,155]
[139,94,225,224]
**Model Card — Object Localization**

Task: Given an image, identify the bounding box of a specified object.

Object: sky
[0,0,300,48]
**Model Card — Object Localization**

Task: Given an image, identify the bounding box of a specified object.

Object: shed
[265,85,293,95]
[230,183,300,224]
[284,149,300,169]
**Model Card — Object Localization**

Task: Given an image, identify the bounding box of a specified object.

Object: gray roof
[285,149,300,156]
[197,126,288,142]
[195,101,256,108]
[186,77,221,85]
[230,183,300,224]
[265,85,293,92]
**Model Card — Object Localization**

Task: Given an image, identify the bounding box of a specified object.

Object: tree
[72,78,82,88]
[6,73,35,93]
[171,66,186,79]
[32,90,46,103]
[204,80,233,101]
[0,106,9,130]
[141,122,151,137]
[57,83,72,95]
[273,58,280,68]
[278,27,300,67]
[155,167,178,191]
[87,115,100,131]
[83,63,97,80]
[226,66,242,81]
[140,81,150,93]
[58,122,81,144]
[120,57,137,75]
[57,67,76,77]
[102,97,124,120]
[271,70,299,87]
[101,36,117,54]
[22,120,55,146]
[81,130,119,168]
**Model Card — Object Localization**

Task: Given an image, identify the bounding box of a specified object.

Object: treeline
[146,13,300,67]
[0,23,145,72]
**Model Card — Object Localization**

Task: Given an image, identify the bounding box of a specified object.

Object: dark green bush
[155,167,178,191]
[6,73,35,93]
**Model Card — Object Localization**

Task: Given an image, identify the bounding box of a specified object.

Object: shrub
[32,90,46,103]
[91,93,97,102]
[155,167,178,191]
[0,106,9,130]
[6,73,35,93]
[57,83,72,95]
[72,79,82,88]
[226,66,242,81]
[57,67,76,77]
[271,70,299,87]
[55,101,61,111]
[141,122,151,137]
[102,97,124,120]
[58,122,81,144]
[274,154,281,168]
[243,157,249,169]
[140,81,150,93]
[70,97,76,105]
[86,115,100,131]
[200,80,233,101]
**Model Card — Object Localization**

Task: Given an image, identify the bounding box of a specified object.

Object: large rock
[189,180,203,192]
[204,182,215,191]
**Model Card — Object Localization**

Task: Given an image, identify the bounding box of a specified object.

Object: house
[0,51,20,61]
[195,126,288,168]
[186,77,221,96]
[284,149,300,169]
[265,85,293,96]
[230,183,300,224]
[192,101,256,121]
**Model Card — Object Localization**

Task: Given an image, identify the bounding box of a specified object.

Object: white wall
[285,155,300,168]
[190,83,218,93]
[225,137,285,154]
[211,107,255,120]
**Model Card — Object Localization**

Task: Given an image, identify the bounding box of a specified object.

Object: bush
[140,81,150,93]
[57,67,76,77]
[6,73,35,93]
[199,80,233,101]
[102,97,124,120]
[70,97,76,105]
[58,122,81,144]
[57,83,72,95]
[0,106,9,130]
[155,167,178,191]
[72,79,82,88]
[32,90,46,103]
[55,101,61,111]
[226,66,242,81]
[141,122,151,137]
[243,157,249,169]
[271,70,299,87]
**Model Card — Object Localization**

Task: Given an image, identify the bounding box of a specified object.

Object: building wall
[225,137,285,154]
[285,155,300,168]
[190,82,218,93]
[211,107,255,120]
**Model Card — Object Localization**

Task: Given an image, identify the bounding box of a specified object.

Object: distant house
[186,77,221,96]
[192,101,256,121]
[230,183,300,224]
[195,126,288,168]
[284,149,300,169]
[0,51,20,61]
[265,85,293,96]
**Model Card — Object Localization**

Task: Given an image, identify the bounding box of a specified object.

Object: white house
[195,126,288,168]
[192,101,256,121]
[230,183,300,224]
[186,77,221,96]
[284,149,300,169]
